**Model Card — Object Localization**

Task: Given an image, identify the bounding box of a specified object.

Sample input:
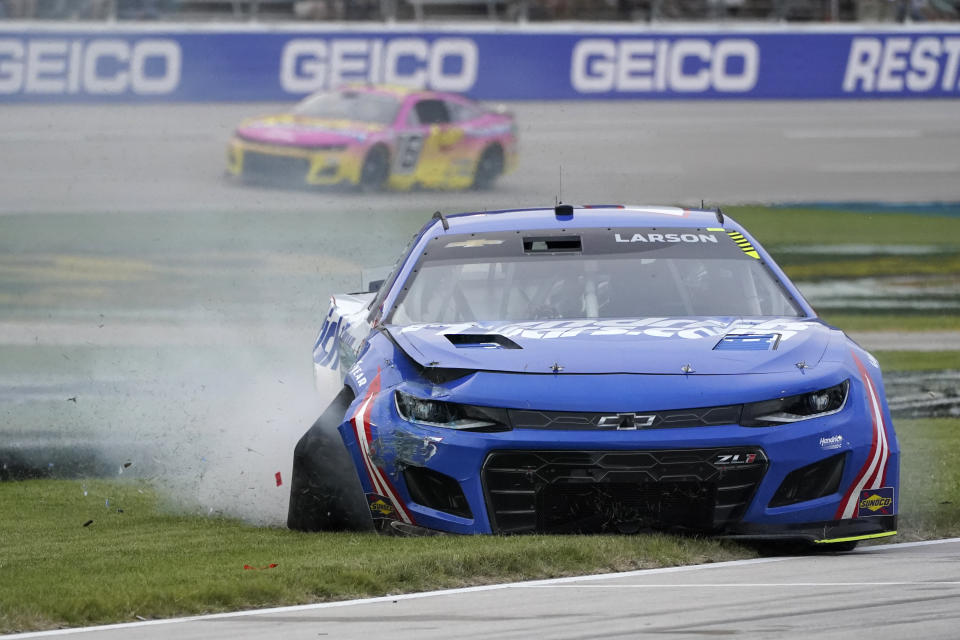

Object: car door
[392,97,468,188]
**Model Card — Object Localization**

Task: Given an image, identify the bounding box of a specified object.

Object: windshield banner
[2,26,959,101]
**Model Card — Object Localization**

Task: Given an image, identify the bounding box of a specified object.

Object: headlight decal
[836,352,893,520]
[740,380,849,427]
[395,390,510,431]
[350,370,414,525]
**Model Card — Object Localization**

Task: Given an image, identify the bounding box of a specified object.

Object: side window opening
[412,99,451,126]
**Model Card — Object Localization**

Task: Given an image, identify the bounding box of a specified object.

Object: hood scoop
[714,333,781,351]
[388,319,830,375]
[445,334,522,350]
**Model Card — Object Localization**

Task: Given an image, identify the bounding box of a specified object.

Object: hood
[235,115,384,147]
[386,317,836,375]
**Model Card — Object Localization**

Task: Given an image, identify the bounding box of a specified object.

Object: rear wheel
[472,145,504,190]
[358,145,390,191]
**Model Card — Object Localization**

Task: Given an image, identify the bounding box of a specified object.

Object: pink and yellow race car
[227,84,517,191]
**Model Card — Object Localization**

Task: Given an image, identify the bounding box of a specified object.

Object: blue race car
[289,204,898,549]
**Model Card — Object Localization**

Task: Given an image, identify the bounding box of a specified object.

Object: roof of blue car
[434,205,735,235]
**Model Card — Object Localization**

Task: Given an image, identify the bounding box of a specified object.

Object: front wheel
[472,145,504,190]
[358,146,390,192]
[287,387,373,532]
[817,540,858,552]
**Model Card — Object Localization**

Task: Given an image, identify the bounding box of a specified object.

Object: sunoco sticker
[856,486,895,517]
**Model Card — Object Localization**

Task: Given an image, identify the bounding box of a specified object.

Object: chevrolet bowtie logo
[597,413,656,430]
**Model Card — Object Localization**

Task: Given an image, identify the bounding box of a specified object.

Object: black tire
[287,387,374,532]
[358,145,390,192]
[745,539,858,556]
[817,540,859,552]
[472,145,504,190]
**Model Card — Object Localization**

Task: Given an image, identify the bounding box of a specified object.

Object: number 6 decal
[394,133,424,174]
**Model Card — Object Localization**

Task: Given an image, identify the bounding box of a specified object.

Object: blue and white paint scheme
[291,205,898,545]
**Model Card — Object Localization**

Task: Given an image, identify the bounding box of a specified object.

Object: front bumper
[341,401,900,541]
[226,138,359,186]
[724,515,898,545]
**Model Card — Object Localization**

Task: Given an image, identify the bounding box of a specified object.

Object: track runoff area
[5,538,960,640]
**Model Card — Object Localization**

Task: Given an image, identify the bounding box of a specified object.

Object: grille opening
[483,449,767,534]
[242,152,310,184]
[769,452,845,508]
[507,404,742,430]
[523,236,582,254]
[536,482,715,534]
[403,466,472,519]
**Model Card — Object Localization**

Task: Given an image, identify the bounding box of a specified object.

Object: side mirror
[368,279,385,293]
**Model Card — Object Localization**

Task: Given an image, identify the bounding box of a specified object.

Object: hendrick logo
[598,413,656,430]
[820,435,843,450]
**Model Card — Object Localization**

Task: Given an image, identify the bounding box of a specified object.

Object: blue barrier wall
[2,26,959,101]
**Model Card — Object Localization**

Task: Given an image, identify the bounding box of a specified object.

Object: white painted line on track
[784,129,922,140]
[517,582,960,588]
[6,537,960,639]
[858,536,960,551]
[818,163,960,173]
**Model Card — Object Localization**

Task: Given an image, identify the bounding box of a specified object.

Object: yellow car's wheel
[472,145,504,190]
[358,145,390,192]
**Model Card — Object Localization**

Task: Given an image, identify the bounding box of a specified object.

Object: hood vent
[714,333,781,351]
[445,334,522,350]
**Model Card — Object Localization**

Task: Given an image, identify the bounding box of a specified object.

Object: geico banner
[1,27,960,102]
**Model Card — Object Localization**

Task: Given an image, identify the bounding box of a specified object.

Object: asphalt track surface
[3,100,960,215]
[6,538,960,640]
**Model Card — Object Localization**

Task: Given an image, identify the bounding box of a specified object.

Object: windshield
[293,90,400,124]
[389,228,801,324]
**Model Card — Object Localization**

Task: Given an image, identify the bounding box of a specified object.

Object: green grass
[897,418,960,541]
[822,313,960,332]
[874,350,960,372]
[727,206,960,247]
[729,208,960,325]
[0,479,751,633]
[777,253,960,280]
